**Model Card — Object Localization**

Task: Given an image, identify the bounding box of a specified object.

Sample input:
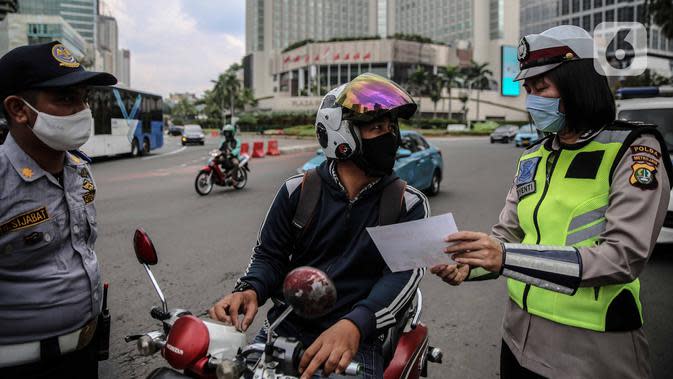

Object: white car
[616,86,673,243]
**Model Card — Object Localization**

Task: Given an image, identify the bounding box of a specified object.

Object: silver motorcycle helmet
[315,73,417,161]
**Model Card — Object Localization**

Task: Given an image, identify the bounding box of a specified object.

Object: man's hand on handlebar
[208,290,258,332]
[299,319,360,379]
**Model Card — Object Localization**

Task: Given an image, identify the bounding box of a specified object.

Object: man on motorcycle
[209,73,429,379]
[219,124,241,178]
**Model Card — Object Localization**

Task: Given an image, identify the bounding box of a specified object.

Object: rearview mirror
[283,267,336,319]
[133,228,158,265]
[396,148,412,159]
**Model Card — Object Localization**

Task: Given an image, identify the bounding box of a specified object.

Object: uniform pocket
[0,219,57,268]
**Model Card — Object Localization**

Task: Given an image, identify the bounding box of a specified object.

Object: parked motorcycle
[194,150,250,195]
[127,228,442,379]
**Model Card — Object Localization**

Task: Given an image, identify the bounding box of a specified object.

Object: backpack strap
[292,169,406,234]
[378,179,407,226]
[292,168,322,230]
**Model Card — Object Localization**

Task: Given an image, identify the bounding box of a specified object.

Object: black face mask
[355,132,398,176]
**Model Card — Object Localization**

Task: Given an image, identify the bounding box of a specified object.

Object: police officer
[0,41,116,378]
[431,26,672,378]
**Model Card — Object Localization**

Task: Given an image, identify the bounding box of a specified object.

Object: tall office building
[96,14,116,76]
[246,0,377,54]
[245,0,526,120]
[116,48,130,86]
[520,0,673,76]
[0,13,88,58]
[19,0,97,44]
[0,0,17,21]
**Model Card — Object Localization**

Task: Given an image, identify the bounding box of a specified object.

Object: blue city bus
[82,86,164,157]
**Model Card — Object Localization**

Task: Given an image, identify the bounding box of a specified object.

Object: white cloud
[104,0,244,97]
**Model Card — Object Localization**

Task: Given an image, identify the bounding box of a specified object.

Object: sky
[104,0,246,98]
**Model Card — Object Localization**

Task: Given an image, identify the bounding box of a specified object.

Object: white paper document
[366,213,458,272]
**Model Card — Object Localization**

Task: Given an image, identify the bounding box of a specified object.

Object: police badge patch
[630,162,658,190]
[516,157,541,198]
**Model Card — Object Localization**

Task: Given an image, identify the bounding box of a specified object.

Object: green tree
[615,69,672,89]
[408,66,429,116]
[211,63,242,125]
[171,98,197,122]
[461,61,493,122]
[427,73,444,119]
[649,0,673,39]
[438,65,462,119]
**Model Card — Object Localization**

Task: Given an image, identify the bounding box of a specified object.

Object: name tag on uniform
[516,157,540,199]
[0,207,50,235]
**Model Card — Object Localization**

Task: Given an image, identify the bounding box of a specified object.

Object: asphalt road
[93,135,673,378]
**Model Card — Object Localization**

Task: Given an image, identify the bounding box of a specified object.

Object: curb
[279,144,319,155]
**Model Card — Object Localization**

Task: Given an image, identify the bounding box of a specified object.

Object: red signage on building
[363,52,371,60]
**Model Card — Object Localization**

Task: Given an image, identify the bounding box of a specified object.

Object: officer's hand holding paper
[367,213,457,272]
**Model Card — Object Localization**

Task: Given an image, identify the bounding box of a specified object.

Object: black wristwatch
[232,281,255,294]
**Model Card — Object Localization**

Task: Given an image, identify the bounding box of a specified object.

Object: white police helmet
[315,73,416,160]
[515,25,594,81]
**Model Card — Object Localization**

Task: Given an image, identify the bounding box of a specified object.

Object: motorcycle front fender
[145,367,191,379]
[200,166,212,173]
[384,324,428,379]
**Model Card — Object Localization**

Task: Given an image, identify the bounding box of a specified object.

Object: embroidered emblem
[82,179,96,204]
[516,157,541,185]
[516,157,541,199]
[630,162,658,190]
[0,207,49,235]
[51,44,80,68]
[517,37,529,62]
[630,145,661,159]
[21,167,33,178]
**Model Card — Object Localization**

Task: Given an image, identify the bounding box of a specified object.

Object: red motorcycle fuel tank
[384,324,429,379]
[162,315,210,370]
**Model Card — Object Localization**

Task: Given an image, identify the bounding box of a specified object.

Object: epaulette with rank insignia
[68,149,92,164]
[609,119,658,130]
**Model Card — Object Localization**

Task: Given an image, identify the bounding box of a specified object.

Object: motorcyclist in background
[219,124,241,177]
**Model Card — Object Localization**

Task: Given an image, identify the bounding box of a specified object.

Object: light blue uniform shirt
[0,134,101,344]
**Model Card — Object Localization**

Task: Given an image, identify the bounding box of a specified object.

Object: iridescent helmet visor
[336,73,417,120]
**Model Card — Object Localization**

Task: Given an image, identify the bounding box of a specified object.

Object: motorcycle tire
[195,171,214,195]
[233,169,247,190]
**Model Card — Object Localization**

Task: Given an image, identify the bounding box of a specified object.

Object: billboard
[501,45,520,97]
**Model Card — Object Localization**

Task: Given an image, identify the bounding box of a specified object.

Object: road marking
[141,146,187,161]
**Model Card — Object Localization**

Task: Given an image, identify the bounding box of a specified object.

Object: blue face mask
[526,94,566,133]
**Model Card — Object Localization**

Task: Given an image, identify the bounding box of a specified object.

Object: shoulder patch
[0,207,50,235]
[285,175,303,197]
[630,145,661,159]
[630,162,658,190]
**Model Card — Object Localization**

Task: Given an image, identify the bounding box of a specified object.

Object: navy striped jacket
[238,160,429,343]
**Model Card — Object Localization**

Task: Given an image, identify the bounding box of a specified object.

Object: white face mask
[22,99,93,151]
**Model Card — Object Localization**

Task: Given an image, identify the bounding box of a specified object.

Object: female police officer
[430,25,672,378]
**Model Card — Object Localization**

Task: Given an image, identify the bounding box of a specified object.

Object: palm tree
[462,61,493,121]
[427,73,444,118]
[438,65,462,120]
[408,66,429,117]
[649,0,673,39]
[212,63,243,125]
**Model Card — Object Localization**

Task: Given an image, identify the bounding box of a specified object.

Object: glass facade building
[520,0,673,54]
[19,0,97,44]
[246,0,372,53]
[393,0,473,45]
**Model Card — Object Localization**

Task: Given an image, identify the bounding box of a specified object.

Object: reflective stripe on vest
[508,128,643,332]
